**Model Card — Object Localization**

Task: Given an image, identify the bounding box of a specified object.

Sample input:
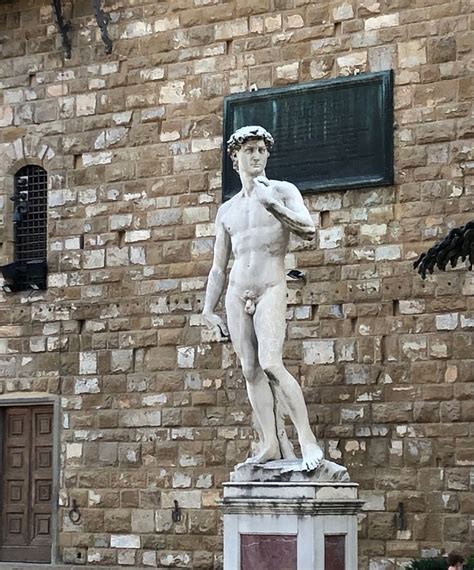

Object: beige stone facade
[0,0,473,567]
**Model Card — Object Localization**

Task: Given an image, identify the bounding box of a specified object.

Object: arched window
[1,165,48,292]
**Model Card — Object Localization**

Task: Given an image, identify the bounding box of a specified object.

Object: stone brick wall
[0,0,473,567]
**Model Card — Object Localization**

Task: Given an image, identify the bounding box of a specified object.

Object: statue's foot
[301,442,323,471]
[245,443,282,464]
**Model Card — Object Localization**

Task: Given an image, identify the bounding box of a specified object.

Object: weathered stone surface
[0,0,472,567]
[230,458,349,483]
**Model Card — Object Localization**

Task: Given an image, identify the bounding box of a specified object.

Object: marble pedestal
[221,460,363,570]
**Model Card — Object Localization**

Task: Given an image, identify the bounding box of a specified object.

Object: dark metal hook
[396,502,406,531]
[171,500,182,523]
[69,499,82,525]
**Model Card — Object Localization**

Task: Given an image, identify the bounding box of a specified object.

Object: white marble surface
[221,480,363,570]
[203,126,325,470]
[230,458,350,483]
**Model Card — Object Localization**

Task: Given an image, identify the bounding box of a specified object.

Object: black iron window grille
[0,165,48,292]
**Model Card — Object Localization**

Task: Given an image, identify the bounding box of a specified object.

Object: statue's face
[233,139,269,176]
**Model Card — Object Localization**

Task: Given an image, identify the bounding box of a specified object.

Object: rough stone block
[131,509,155,533]
[398,40,427,68]
[365,13,399,31]
[110,535,141,549]
[303,340,335,364]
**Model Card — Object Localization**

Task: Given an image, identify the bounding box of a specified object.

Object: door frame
[0,395,61,565]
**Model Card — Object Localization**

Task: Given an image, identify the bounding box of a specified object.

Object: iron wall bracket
[51,0,72,59]
[91,0,113,54]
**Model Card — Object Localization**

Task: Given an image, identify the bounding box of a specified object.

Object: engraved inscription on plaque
[223,71,393,201]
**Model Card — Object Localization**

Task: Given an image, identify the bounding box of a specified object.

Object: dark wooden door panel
[31,408,53,547]
[2,408,30,548]
[0,406,53,563]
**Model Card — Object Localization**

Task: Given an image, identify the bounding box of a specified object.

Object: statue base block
[221,462,363,570]
[230,458,350,483]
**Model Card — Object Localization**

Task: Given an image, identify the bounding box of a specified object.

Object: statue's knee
[242,365,257,383]
[261,363,283,383]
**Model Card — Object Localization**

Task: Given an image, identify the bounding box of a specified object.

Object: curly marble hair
[227,125,274,156]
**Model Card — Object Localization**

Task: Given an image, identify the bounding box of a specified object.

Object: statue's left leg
[254,283,324,470]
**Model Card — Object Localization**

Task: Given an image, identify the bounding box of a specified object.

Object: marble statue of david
[203,126,323,471]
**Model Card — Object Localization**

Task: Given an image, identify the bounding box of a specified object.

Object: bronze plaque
[223,71,393,200]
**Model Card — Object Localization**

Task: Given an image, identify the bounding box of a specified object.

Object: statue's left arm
[256,178,315,241]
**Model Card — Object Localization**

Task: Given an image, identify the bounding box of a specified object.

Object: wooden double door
[0,406,54,563]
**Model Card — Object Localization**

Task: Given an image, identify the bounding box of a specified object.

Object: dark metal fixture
[172,500,182,523]
[222,71,394,201]
[0,260,47,293]
[51,0,113,58]
[396,502,406,531]
[51,0,72,59]
[69,499,82,525]
[92,0,113,54]
[10,176,29,223]
[287,269,306,281]
[414,221,474,278]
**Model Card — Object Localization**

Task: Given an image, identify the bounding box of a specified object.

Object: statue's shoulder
[270,179,300,196]
[217,193,240,221]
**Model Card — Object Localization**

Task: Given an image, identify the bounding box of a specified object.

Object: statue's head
[227,126,274,173]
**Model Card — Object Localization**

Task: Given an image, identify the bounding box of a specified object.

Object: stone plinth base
[230,458,350,483]
[221,463,363,570]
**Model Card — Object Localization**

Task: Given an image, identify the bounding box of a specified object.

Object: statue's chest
[224,200,276,236]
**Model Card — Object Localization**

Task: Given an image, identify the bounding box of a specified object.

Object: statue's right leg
[225,290,282,463]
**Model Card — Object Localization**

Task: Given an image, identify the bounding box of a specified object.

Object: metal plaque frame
[222,71,394,201]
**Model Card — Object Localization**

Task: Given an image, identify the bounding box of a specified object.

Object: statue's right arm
[202,210,231,333]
